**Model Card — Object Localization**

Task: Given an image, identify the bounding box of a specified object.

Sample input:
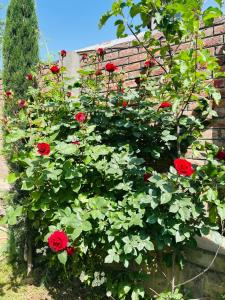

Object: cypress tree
[3,0,39,99]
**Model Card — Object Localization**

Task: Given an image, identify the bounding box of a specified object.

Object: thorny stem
[126,23,168,74]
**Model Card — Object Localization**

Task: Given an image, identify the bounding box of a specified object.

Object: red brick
[119,48,138,57]
[112,57,129,66]
[124,80,137,88]
[128,70,141,79]
[104,51,119,61]
[203,35,223,48]
[150,67,165,76]
[124,62,141,72]
[202,27,213,37]
[214,25,225,35]
[129,53,146,63]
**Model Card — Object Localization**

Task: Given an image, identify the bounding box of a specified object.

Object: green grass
[0,259,51,300]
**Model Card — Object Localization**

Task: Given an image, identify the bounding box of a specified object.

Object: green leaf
[160,193,172,204]
[203,7,222,26]
[57,251,68,265]
[218,205,225,220]
[99,11,112,28]
[7,173,19,184]
[82,220,92,232]
[124,244,132,254]
[105,254,114,264]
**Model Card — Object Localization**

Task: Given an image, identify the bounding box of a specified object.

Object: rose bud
[97,48,105,56]
[50,65,60,74]
[5,91,13,97]
[18,99,27,108]
[66,246,76,256]
[122,101,128,108]
[81,53,88,61]
[95,69,103,76]
[26,74,33,80]
[72,141,80,145]
[144,59,156,68]
[66,91,72,98]
[60,50,67,58]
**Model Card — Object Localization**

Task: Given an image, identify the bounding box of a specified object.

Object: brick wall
[76,16,225,164]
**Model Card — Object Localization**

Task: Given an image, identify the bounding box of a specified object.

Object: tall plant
[3,0,39,102]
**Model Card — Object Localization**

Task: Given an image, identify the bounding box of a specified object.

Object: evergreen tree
[3,0,39,99]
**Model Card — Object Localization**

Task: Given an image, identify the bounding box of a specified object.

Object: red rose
[50,65,60,74]
[105,63,118,73]
[37,143,51,156]
[18,99,27,108]
[144,173,151,182]
[5,91,12,97]
[122,101,128,108]
[159,102,172,109]
[66,91,72,98]
[216,151,225,161]
[66,246,76,256]
[72,141,80,145]
[75,112,86,123]
[26,74,33,80]
[60,50,67,57]
[81,53,88,61]
[144,59,155,68]
[97,48,105,56]
[174,158,194,177]
[95,69,103,76]
[48,231,69,253]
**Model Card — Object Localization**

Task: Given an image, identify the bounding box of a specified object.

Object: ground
[0,227,51,300]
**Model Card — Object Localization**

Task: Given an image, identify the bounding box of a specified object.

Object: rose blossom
[60,50,67,58]
[5,91,12,97]
[174,158,194,177]
[105,63,118,73]
[26,74,33,80]
[48,231,69,252]
[37,143,51,156]
[66,91,72,98]
[75,112,86,123]
[159,102,172,108]
[18,99,27,108]
[97,48,105,56]
[50,65,60,74]
[81,53,88,61]
[72,141,80,145]
[144,173,151,182]
[144,59,156,68]
[95,69,103,76]
[66,246,76,256]
[216,150,225,161]
[122,101,128,108]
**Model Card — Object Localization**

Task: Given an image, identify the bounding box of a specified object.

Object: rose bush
[3,1,225,299]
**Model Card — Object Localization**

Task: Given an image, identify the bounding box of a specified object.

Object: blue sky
[0,0,224,61]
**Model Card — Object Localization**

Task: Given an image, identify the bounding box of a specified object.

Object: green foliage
[3,0,225,299]
[3,0,39,102]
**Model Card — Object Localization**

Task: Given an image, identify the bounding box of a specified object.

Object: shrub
[3,0,225,299]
